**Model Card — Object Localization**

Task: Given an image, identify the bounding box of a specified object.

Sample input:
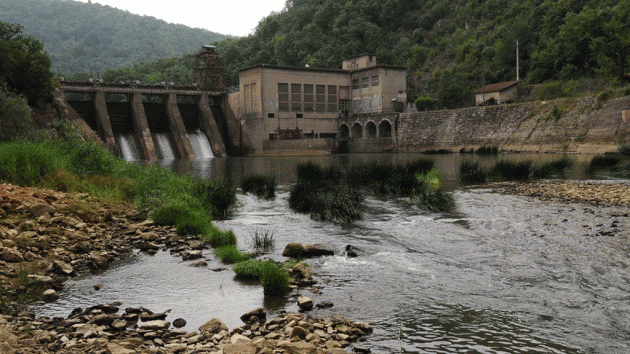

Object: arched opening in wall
[379,120,392,137]
[339,124,349,138]
[366,122,377,138]
[351,123,363,138]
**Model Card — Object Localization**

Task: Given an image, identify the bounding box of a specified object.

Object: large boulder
[0,248,24,263]
[199,318,228,334]
[283,243,335,258]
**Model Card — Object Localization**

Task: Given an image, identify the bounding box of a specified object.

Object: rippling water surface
[32,154,630,353]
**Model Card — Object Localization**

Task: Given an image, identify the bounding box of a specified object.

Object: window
[361,77,369,88]
[296,113,303,118]
[316,85,326,112]
[291,84,301,111]
[278,83,289,112]
[352,79,359,90]
[372,75,379,86]
[327,85,337,112]
[303,84,313,111]
[268,113,275,118]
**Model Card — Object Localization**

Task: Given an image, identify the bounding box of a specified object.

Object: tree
[0,88,33,142]
[0,22,54,106]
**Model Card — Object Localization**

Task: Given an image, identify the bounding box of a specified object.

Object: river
[33,153,630,353]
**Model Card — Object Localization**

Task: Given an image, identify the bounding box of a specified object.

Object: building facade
[228,55,407,153]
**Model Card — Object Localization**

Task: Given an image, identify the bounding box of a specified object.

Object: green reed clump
[618,144,630,156]
[412,169,455,212]
[233,260,290,294]
[346,159,433,195]
[588,154,621,170]
[190,178,236,218]
[296,161,345,183]
[0,141,64,186]
[289,182,364,223]
[475,146,499,155]
[241,174,276,200]
[259,261,290,295]
[490,160,533,180]
[459,161,487,183]
[203,226,237,247]
[214,245,250,264]
[532,157,573,178]
[249,228,275,251]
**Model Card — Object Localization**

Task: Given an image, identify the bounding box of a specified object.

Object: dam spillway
[58,82,230,160]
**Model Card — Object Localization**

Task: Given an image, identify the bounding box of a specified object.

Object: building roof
[239,63,407,74]
[472,80,520,94]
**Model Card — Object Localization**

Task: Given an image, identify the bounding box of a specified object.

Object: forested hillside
[0,0,230,75]
[214,0,629,107]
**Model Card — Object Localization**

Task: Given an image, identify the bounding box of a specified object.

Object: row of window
[278,83,346,113]
[352,75,379,90]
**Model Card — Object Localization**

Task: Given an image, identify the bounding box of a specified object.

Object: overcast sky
[74,0,287,37]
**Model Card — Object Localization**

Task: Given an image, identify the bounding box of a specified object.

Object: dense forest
[214,0,629,107]
[0,0,230,75]
[2,0,629,109]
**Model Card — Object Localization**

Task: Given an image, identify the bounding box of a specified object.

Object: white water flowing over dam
[188,130,214,159]
[153,133,176,159]
[115,133,142,161]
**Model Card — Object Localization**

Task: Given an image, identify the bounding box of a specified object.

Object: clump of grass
[259,261,290,295]
[489,160,533,180]
[190,178,236,218]
[249,228,275,251]
[283,258,305,269]
[619,143,630,156]
[474,146,499,155]
[459,161,487,183]
[411,169,455,212]
[289,182,364,223]
[233,260,290,294]
[214,245,250,264]
[242,174,276,200]
[532,157,573,178]
[0,141,63,186]
[346,159,433,195]
[150,195,213,235]
[203,226,237,247]
[588,154,621,170]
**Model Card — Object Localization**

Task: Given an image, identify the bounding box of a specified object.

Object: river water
[32,153,630,353]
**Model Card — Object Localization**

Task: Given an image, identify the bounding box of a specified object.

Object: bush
[214,245,250,264]
[415,94,436,111]
[241,174,276,200]
[0,89,33,142]
[190,178,236,218]
[459,161,487,183]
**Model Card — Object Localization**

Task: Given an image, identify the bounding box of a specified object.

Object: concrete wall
[261,138,336,156]
[398,95,630,153]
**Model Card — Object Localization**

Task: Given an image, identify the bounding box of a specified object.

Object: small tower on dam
[193,45,226,92]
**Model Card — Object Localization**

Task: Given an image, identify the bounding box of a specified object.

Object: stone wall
[398,95,630,153]
[261,138,336,156]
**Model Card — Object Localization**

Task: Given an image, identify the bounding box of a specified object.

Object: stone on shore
[41,289,59,302]
[298,296,314,311]
[199,318,228,334]
[283,243,335,258]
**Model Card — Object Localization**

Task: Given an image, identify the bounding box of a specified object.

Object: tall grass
[489,160,534,180]
[233,260,290,295]
[214,245,250,264]
[459,161,487,183]
[249,228,275,251]
[241,174,276,200]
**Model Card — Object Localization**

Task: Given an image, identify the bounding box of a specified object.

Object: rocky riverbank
[502,180,630,207]
[0,183,373,353]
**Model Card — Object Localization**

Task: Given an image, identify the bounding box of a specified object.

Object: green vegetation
[249,228,276,251]
[214,245,251,264]
[619,144,630,156]
[241,174,276,200]
[289,160,453,219]
[0,0,229,76]
[233,260,290,294]
[411,169,455,212]
[202,226,237,248]
[0,89,32,142]
[588,155,622,170]
[459,157,574,183]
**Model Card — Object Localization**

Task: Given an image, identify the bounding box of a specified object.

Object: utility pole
[516,39,520,81]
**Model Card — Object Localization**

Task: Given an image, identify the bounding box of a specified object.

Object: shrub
[459,161,487,183]
[214,245,250,264]
[203,226,237,247]
[0,89,33,142]
[190,178,236,218]
[415,94,436,111]
[249,228,275,251]
[241,174,276,200]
